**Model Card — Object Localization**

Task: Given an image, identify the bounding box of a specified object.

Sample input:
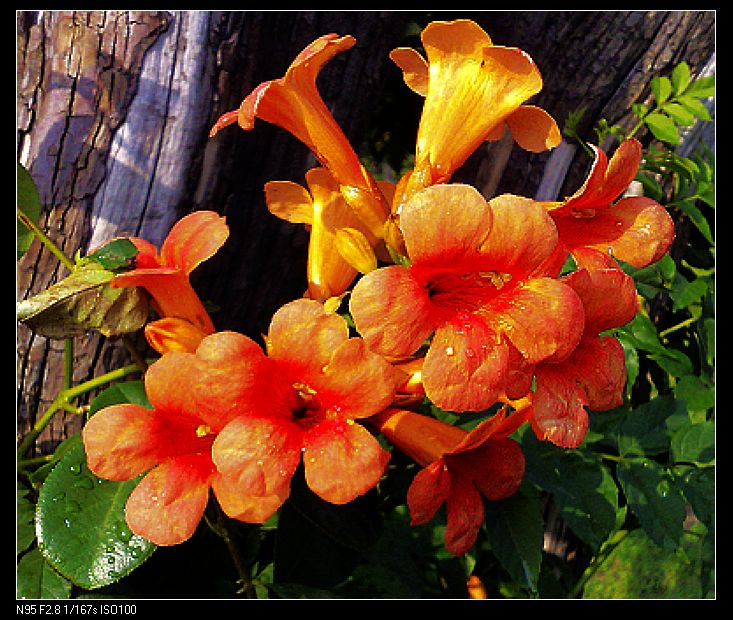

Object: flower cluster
[82,19,674,554]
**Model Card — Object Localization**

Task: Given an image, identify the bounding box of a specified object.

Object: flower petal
[444,474,485,556]
[454,437,525,501]
[422,320,509,412]
[532,365,589,448]
[505,105,561,152]
[212,415,302,497]
[159,211,229,276]
[124,454,214,546]
[267,298,349,374]
[82,404,163,481]
[303,420,390,504]
[264,180,314,225]
[389,47,429,96]
[319,338,403,419]
[490,277,584,364]
[406,459,451,525]
[563,261,638,335]
[212,473,289,523]
[399,184,492,268]
[350,265,436,357]
[144,317,208,354]
[479,194,559,276]
[566,335,627,412]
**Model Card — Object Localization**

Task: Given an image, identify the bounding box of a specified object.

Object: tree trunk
[16,10,411,454]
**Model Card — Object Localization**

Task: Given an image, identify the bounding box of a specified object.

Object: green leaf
[672,466,714,526]
[521,437,622,550]
[16,548,73,599]
[16,262,149,339]
[671,420,714,466]
[485,485,543,593]
[84,238,139,271]
[650,76,673,105]
[660,102,696,127]
[674,375,715,415]
[683,75,715,99]
[17,481,37,555]
[677,95,712,122]
[617,396,685,458]
[671,274,709,311]
[670,62,691,95]
[35,434,155,590]
[644,112,680,144]
[617,458,686,550]
[18,163,42,260]
[88,380,150,417]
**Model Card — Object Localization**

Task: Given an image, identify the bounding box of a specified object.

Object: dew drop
[69,463,82,475]
[445,346,455,356]
[465,348,476,359]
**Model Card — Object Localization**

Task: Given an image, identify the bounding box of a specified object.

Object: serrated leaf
[617,458,686,550]
[17,482,37,555]
[35,434,155,590]
[17,262,149,339]
[18,163,42,260]
[485,485,543,593]
[644,112,680,144]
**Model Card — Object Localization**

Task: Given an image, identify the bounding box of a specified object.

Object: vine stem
[17,363,142,459]
[17,209,75,271]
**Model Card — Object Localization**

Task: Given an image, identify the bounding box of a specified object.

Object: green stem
[17,363,142,459]
[17,208,74,272]
[570,529,630,598]
[659,317,697,339]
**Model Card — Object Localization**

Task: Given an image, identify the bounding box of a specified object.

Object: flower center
[425,269,513,314]
[290,382,324,428]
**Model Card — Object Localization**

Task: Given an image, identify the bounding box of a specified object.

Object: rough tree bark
[16,10,411,453]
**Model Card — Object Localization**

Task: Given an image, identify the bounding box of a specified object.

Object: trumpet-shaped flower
[208,299,403,507]
[544,138,675,268]
[81,336,255,546]
[350,183,585,413]
[112,211,228,351]
[371,407,527,555]
[265,167,381,301]
[530,249,638,447]
[390,19,561,204]
[209,34,391,244]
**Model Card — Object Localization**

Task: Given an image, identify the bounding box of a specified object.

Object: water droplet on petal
[445,346,455,357]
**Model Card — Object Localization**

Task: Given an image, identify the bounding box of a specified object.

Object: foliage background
[17,11,714,599]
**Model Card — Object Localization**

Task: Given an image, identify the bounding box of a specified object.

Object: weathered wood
[17,10,411,453]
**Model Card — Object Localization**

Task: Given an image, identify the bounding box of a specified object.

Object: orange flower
[390,19,560,203]
[350,184,584,413]
[529,249,639,448]
[209,34,391,244]
[265,167,380,301]
[371,407,527,555]
[544,138,675,268]
[208,299,404,507]
[112,211,228,351]
[81,336,252,545]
